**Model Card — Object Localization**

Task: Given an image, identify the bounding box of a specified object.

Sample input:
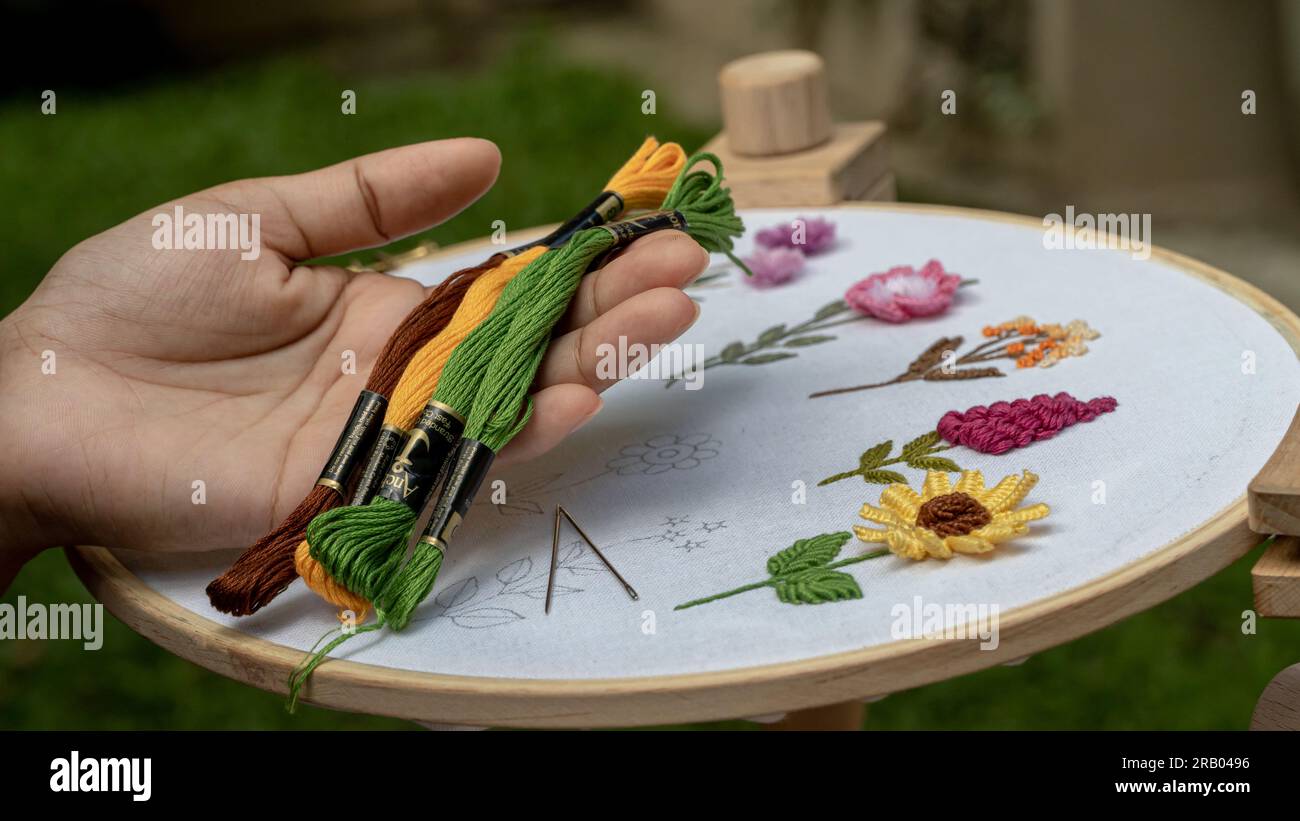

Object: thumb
[208,137,501,262]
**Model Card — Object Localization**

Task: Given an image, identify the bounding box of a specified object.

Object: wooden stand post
[702,49,892,207]
[766,701,868,731]
[1251,663,1300,730]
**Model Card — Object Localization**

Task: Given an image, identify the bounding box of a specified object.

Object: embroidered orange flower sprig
[983,316,1099,369]
[809,316,1101,398]
[854,469,1049,560]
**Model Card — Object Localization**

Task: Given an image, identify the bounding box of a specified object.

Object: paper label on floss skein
[375,401,465,513]
[587,209,688,271]
[314,390,388,496]
[510,191,625,256]
[543,191,625,249]
[419,439,495,553]
[348,424,407,506]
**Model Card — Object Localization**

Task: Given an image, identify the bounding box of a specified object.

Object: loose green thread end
[286,620,386,712]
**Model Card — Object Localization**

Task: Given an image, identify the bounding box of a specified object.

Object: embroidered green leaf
[757,324,787,345]
[814,299,851,321]
[861,469,907,485]
[783,335,837,348]
[905,455,962,472]
[675,532,888,611]
[766,531,852,576]
[740,352,797,365]
[901,430,942,458]
[858,440,893,470]
[719,341,746,363]
[774,568,863,605]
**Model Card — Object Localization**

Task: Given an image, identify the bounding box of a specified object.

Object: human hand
[0,138,707,590]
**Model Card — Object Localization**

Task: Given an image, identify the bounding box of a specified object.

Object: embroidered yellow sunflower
[853,470,1049,560]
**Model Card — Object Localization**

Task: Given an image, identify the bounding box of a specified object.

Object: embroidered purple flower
[742,247,805,288]
[755,216,837,254]
[844,259,962,323]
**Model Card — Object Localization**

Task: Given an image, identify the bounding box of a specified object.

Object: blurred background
[2,0,1298,729]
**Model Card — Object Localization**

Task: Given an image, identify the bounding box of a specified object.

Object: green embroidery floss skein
[374,152,747,631]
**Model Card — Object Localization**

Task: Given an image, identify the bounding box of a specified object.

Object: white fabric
[122,207,1300,680]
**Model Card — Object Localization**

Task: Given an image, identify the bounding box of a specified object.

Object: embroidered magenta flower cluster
[743,216,837,288]
[937,392,1118,455]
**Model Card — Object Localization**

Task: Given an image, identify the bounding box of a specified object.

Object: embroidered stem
[675,549,889,610]
[667,299,862,387]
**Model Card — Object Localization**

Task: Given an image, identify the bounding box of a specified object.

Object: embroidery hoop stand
[66,200,1300,729]
[1246,406,1300,728]
[68,51,1300,730]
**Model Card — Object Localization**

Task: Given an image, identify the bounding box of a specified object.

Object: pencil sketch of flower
[481,435,725,517]
[606,434,721,475]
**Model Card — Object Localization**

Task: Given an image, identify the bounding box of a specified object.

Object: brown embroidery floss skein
[204,260,493,617]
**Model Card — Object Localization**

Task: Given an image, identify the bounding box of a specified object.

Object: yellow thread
[954,469,984,495]
[294,540,371,621]
[878,484,920,521]
[386,248,547,427]
[947,535,995,555]
[922,471,952,498]
[918,529,952,559]
[604,137,687,211]
[978,473,1022,513]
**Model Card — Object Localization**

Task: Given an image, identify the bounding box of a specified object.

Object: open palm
[0,139,705,579]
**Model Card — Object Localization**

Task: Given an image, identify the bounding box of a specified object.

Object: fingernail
[685,243,711,285]
[572,398,604,434]
[677,298,702,334]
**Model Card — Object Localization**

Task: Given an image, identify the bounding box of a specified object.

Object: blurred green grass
[2,43,1297,730]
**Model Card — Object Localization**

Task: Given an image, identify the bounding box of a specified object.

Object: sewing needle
[545,506,561,614]
[558,505,640,602]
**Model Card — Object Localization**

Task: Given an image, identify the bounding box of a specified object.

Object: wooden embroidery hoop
[68,202,1300,729]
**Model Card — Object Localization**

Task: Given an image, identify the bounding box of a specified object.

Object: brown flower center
[915,492,992,537]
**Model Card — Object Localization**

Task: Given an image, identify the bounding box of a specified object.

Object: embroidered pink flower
[755,217,837,254]
[743,247,805,288]
[844,259,962,322]
[937,392,1118,455]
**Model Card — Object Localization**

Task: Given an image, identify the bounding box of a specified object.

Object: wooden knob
[719,50,833,157]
